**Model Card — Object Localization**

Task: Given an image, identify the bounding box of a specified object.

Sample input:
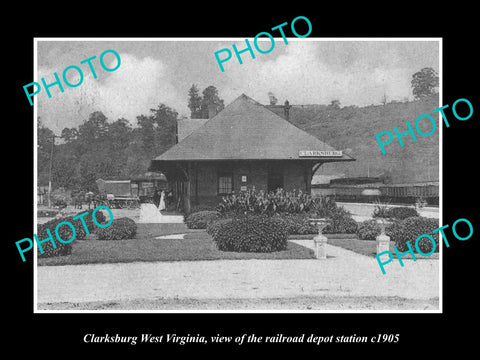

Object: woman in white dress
[159,190,166,211]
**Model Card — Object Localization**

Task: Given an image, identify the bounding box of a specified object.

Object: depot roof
[152,94,355,162]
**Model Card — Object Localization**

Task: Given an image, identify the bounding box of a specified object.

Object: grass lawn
[135,223,197,238]
[289,234,380,257]
[327,238,378,257]
[326,238,439,259]
[292,234,439,259]
[38,230,315,266]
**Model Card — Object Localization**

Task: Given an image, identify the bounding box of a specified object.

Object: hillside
[271,95,440,184]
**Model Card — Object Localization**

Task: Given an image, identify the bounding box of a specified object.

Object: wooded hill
[277,94,440,184]
[38,94,439,192]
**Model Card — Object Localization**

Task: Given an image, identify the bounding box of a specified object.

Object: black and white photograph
[33,38,441,312]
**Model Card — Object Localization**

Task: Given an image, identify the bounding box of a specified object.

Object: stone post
[314,233,328,259]
[376,233,390,254]
[376,218,391,254]
[309,218,329,260]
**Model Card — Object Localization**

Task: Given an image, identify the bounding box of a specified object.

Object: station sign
[299,150,343,157]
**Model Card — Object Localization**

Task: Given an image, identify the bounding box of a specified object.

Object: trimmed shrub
[272,214,318,235]
[206,218,233,238]
[386,207,419,220]
[185,210,223,229]
[357,219,382,240]
[324,216,358,234]
[37,218,73,258]
[213,216,288,252]
[36,208,111,257]
[323,208,358,234]
[385,220,403,241]
[388,216,439,253]
[96,217,137,240]
[89,208,108,226]
[251,206,358,235]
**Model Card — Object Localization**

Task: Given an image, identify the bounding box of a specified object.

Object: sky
[35,39,440,134]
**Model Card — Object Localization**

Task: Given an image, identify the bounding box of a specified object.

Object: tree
[61,127,79,143]
[131,103,179,178]
[329,99,341,109]
[137,114,155,155]
[200,85,224,118]
[104,118,132,178]
[44,102,180,192]
[77,111,109,143]
[188,84,203,119]
[186,85,225,119]
[37,117,56,186]
[107,118,132,153]
[124,139,147,177]
[411,67,439,99]
[149,103,178,155]
[51,151,79,189]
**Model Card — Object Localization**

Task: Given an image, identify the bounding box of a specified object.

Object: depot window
[218,171,234,195]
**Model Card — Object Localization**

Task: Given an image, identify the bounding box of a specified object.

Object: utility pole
[48,135,57,208]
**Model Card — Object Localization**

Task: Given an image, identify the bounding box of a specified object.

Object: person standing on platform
[159,190,166,211]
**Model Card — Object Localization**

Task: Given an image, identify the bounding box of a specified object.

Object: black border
[7,6,479,355]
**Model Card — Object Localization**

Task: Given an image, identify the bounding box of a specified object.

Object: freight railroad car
[379,182,439,205]
[323,178,439,205]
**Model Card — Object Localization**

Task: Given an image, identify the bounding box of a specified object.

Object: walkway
[138,203,184,223]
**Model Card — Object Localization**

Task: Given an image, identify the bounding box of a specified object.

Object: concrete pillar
[314,234,328,259]
[376,233,390,254]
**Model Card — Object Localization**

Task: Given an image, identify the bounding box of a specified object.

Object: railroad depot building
[149,94,354,212]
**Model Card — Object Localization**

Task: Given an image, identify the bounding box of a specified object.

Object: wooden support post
[185,163,192,214]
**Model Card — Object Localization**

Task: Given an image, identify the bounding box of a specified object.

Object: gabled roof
[177,118,209,142]
[153,94,354,162]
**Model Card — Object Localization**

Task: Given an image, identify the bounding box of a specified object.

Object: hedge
[385,220,403,243]
[212,216,288,252]
[386,207,419,220]
[255,207,357,235]
[323,208,358,234]
[269,214,317,235]
[36,209,108,258]
[357,219,382,240]
[206,218,233,238]
[36,224,73,258]
[209,209,358,236]
[185,210,223,229]
[387,216,440,253]
[78,208,108,238]
[96,217,137,240]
